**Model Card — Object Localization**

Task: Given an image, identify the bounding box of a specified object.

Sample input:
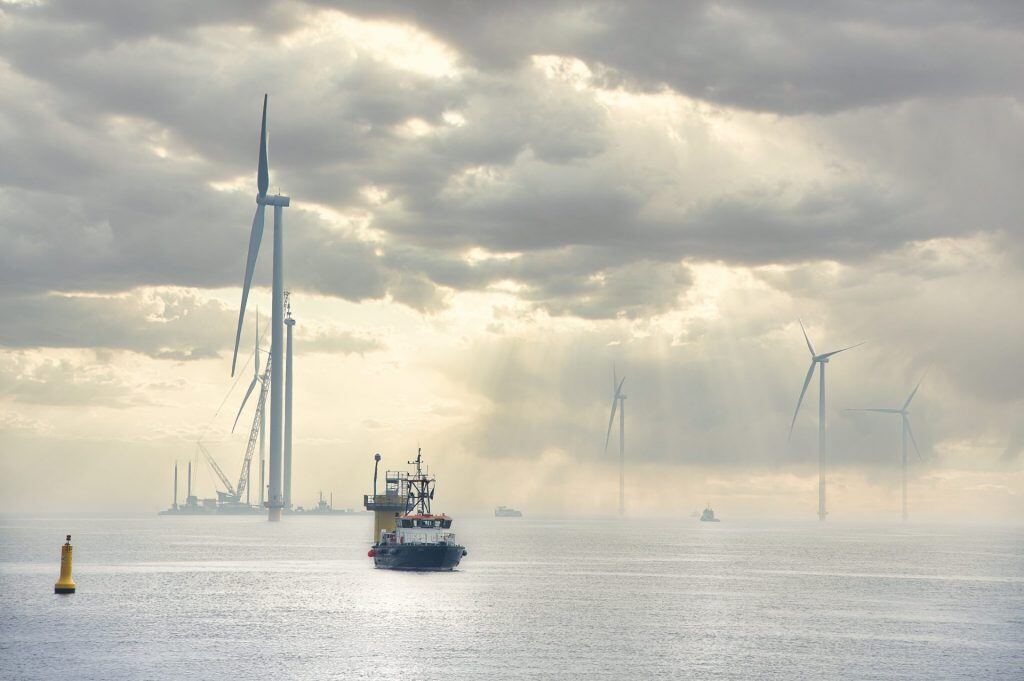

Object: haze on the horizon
[0,0,1022,520]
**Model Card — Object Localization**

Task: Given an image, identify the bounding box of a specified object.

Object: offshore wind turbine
[231,94,290,522]
[789,320,863,521]
[847,375,925,522]
[604,366,627,516]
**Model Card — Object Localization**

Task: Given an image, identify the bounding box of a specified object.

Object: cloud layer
[1,1,1021,513]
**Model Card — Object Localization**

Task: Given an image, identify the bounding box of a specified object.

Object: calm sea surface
[0,515,1021,680]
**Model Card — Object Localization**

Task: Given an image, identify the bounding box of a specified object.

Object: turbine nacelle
[258,194,291,207]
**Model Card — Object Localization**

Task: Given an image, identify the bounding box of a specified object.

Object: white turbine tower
[231,95,291,522]
[283,291,295,510]
[789,320,863,521]
[847,375,925,522]
[604,366,626,516]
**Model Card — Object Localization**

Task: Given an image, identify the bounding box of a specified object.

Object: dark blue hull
[373,543,465,571]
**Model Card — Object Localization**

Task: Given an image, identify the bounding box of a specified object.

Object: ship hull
[373,543,465,571]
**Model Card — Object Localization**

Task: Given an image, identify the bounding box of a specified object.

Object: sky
[1,0,1022,520]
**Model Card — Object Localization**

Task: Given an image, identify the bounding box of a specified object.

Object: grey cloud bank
[0,0,1022,513]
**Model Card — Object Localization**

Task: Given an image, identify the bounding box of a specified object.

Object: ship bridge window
[398,519,414,528]
[440,519,452,528]
[416,520,436,528]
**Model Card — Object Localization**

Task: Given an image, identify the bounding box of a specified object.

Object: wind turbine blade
[789,361,816,439]
[819,341,866,360]
[253,307,260,376]
[232,377,259,433]
[604,399,619,452]
[614,376,626,399]
[798,319,816,357]
[902,373,926,411]
[258,94,268,197]
[613,363,617,394]
[231,205,265,376]
[905,416,922,460]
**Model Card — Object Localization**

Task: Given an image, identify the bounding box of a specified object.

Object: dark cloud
[0,288,391,361]
[331,0,1024,114]
[0,290,233,359]
[9,0,293,40]
[6,0,1004,323]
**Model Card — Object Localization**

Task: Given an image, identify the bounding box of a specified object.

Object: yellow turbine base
[374,510,399,540]
[55,543,75,594]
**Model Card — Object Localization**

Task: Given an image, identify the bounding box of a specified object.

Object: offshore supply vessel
[364,449,466,571]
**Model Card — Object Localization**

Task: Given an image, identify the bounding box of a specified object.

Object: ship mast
[405,448,435,515]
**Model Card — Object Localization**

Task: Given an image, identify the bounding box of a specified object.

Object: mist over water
[1,515,1021,680]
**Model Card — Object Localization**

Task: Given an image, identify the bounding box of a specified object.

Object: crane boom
[236,363,272,501]
[198,440,236,499]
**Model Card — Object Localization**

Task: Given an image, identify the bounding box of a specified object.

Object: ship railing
[364,493,407,507]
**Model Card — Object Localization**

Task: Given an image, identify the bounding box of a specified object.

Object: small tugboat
[494,505,523,517]
[699,505,720,522]
[367,449,466,571]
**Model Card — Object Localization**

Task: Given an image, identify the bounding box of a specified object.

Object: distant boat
[494,505,523,518]
[290,491,367,515]
[699,506,720,522]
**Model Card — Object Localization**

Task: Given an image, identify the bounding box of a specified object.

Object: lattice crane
[236,362,271,503]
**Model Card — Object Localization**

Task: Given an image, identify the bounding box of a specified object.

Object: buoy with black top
[54,534,76,594]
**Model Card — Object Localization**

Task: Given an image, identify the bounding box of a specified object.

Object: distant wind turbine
[846,374,926,522]
[790,320,864,521]
[230,95,291,522]
[604,365,626,516]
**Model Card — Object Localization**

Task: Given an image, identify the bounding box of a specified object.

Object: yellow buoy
[54,534,76,594]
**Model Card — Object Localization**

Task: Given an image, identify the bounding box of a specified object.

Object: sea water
[1,515,1021,680]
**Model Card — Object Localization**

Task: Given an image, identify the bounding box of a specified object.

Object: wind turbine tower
[604,366,627,515]
[284,290,295,510]
[789,320,863,521]
[231,95,290,522]
[847,375,925,521]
